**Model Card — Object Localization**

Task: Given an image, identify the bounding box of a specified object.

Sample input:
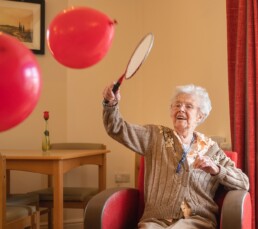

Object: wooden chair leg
[48,208,53,229]
[34,211,40,229]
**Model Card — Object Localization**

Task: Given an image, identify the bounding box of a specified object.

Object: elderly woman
[102,84,249,229]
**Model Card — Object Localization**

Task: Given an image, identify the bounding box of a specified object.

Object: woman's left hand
[193,154,220,175]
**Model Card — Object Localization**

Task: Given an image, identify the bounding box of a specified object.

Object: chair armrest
[220,190,251,229]
[84,187,140,229]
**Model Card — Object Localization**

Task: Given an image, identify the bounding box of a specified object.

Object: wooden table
[0,149,109,229]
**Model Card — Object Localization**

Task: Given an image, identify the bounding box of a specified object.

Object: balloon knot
[113,19,118,25]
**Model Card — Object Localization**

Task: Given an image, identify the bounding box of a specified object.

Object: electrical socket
[115,173,130,183]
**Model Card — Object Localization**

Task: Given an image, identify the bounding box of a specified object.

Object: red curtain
[226,0,258,228]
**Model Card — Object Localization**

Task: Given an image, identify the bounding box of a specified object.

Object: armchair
[84,151,252,229]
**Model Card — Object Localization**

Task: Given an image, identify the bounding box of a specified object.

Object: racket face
[124,33,154,79]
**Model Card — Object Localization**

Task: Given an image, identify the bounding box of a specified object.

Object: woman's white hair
[170,84,212,123]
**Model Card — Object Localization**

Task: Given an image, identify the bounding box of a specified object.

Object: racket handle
[103,82,121,105]
[112,81,121,93]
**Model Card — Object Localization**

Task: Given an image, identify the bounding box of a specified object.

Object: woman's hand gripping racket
[104,33,154,104]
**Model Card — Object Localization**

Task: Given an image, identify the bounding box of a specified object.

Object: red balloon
[0,33,42,132]
[47,7,116,69]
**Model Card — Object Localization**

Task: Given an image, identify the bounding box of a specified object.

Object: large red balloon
[47,7,116,69]
[0,32,42,132]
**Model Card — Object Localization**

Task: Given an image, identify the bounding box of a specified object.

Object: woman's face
[170,93,203,134]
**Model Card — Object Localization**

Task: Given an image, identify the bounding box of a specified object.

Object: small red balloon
[47,7,116,69]
[0,32,42,132]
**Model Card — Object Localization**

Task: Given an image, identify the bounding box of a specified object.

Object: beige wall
[65,0,230,190]
[0,0,230,224]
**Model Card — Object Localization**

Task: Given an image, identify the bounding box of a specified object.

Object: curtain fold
[226,0,258,228]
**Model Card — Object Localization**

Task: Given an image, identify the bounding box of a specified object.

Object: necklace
[176,135,195,173]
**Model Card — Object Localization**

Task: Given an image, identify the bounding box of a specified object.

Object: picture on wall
[0,0,45,54]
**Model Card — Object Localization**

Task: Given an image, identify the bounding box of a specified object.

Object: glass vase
[42,130,50,152]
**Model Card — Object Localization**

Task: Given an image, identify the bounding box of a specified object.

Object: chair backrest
[136,151,238,221]
[51,142,106,150]
[223,151,237,164]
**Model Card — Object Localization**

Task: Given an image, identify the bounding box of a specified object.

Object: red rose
[43,111,49,121]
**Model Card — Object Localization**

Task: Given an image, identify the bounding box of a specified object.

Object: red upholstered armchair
[84,151,252,229]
